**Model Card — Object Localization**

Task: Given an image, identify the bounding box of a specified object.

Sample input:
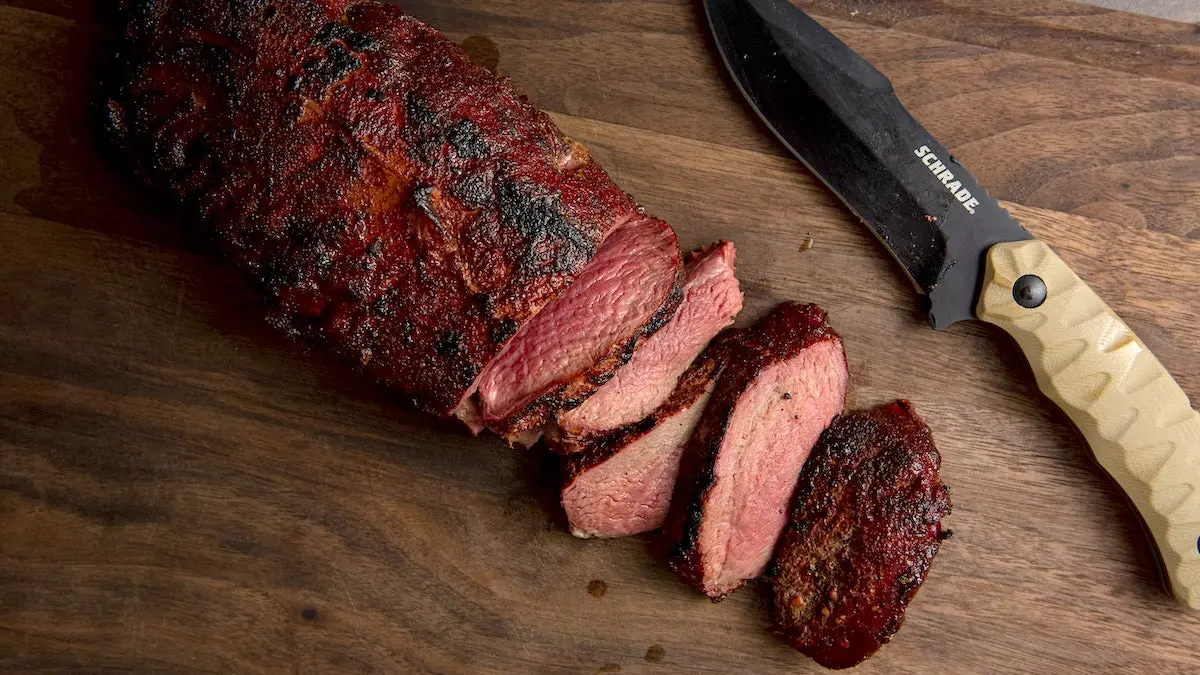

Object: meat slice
[474,215,683,440]
[556,241,742,444]
[558,336,732,538]
[664,303,848,601]
[101,0,637,415]
[770,401,951,670]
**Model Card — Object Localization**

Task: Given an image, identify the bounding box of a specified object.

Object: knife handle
[977,239,1200,610]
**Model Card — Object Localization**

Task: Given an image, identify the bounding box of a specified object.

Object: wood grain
[2,0,1200,672]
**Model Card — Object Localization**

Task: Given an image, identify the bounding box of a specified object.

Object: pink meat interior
[700,339,848,596]
[477,216,680,421]
[558,241,741,436]
[562,384,716,538]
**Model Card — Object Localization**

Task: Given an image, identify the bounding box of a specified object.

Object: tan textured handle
[978,239,1200,610]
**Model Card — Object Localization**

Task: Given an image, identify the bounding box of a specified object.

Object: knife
[704,0,1200,609]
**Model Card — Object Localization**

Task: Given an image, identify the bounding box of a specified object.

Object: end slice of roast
[664,303,848,601]
[559,336,732,538]
[769,401,951,670]
[555,241,742,445]
[473,215,682,441]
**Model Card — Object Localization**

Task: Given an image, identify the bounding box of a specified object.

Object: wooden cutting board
[2,1,1199,672]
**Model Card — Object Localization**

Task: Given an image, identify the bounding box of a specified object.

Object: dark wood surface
[2,1,1199,672]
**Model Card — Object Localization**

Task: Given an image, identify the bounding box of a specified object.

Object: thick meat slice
[556,241,742,443]
[770,401,952,670]
[101,0,637,414]
[474,216,682,440]
[664,303,847,601]
[558,337,731,538]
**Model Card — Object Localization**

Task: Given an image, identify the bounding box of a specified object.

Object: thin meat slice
[770,401,951,670]
[558,337,732,538]
[556,241,742,444]
[475,215,682,440]
[664,303,848,601]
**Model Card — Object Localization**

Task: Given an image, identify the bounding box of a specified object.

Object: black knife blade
[704,0,1031,329]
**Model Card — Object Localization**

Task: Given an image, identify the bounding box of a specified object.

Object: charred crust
[300,42,362,97]
[452,172,492,208]
[446,119,487,158]
[346,33,378,52]
[474,292,495,314]
[498,181,596,272]
[397,319,414,347]
[228,0,275,21]
[371,289,396,317]
[768,401,951,669]
[489,318,519,345]
[644,271,685,335]
[561,409,663,479]
[101,0,634,415]
[664,389,737,591]
[201,41,244,103]
[260,257,302,290]
[435,330,462,356]
[310,21,377,52]
[404,92,437,135]
[312,248,334,279]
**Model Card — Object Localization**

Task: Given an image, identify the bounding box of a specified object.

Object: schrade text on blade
[914,146,981,215]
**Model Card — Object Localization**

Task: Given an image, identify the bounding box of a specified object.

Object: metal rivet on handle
[1013,275,1048,309]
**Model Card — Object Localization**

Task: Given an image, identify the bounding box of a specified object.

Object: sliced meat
[101,0,637,415]
[556,241,742,443]
[474,215,683,440]
[664,303,848,601]
[770,401,951,670]
[558,336,732,538]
